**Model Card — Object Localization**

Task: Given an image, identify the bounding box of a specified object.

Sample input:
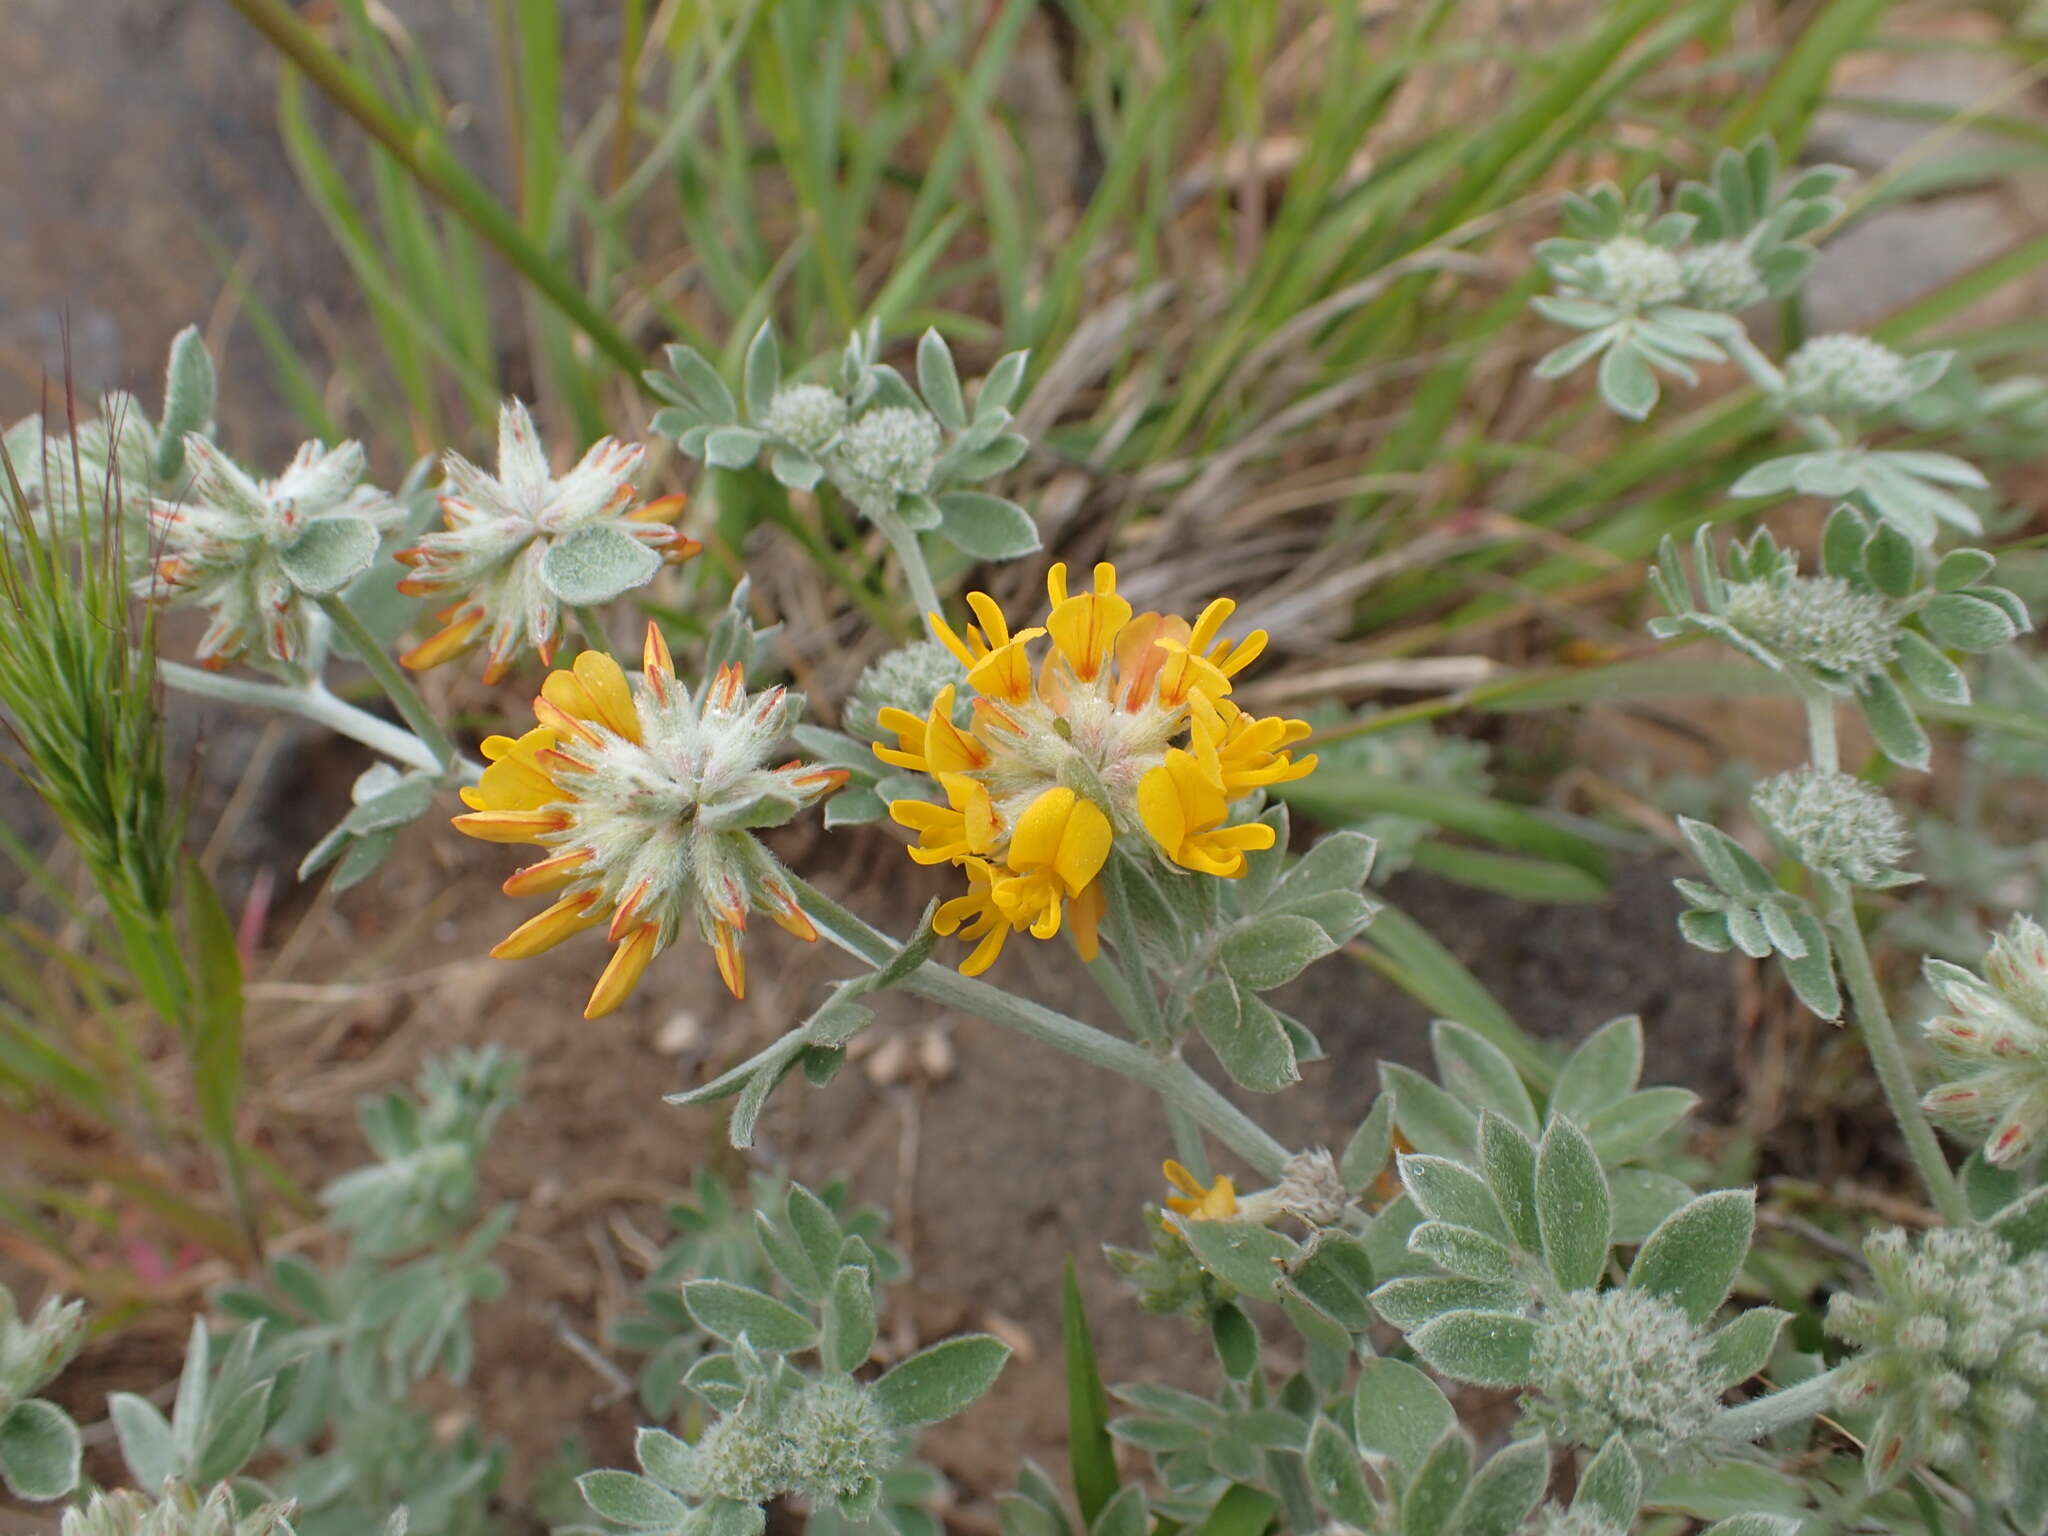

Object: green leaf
[578,1469,690,1529]
[1221,914,1336,991]
[873,1334,1011,1427]
[1456,1438,1550,1536]
[279,513,381,596]
[1572,1436,1641,1527]
[1861,522,1918,599]
[742,323,781,422]
[109,1392,176,1491]
[1062,1259,1119,1526]
[1627,1189,1754,1322]
[1352,1358,1455,1477]
[1339,1095,1395,1194]
[1431,1021,1539,1137]
[539,524,663,605]
[1409,1222,1515,1282]
[1408,1311,1537,1387]
[1088,1486,1148,1536]
[1398,1155,1512,1243]
[826,1265,878,1373]
[0,1400,81,1502]
[1401,1430,1473,1536]
[1702,1307,1789,1385]
[1536,1118,1612,1291]
[1609,1169,1696,1243]
[1924,591,2020,652]
[1306,1416,1376,1528]
[936,492,1040,559]
[157,325,218,482]
[917,329,968,430]
[195,1381,272,1483]
[1371,1276,1525,1332]
[1598,338,1658,420]
[1477,1113,1540,1251]
[682,1280,816,1352]
[1192,982,1300,1093]
[1551,1016,1644,1124]
[1895,629,1969,705]
[1182,1219,1297,1300]
[636,1427,695,1492]
[1856,674,1930,771]
[1991,1184,2048,1256]
[1934,548,1996,591]
[1585,1086,1697,1163]
[1382,1063,1480,1159]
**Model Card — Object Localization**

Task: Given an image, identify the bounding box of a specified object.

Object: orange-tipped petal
[586,923,661,1018]
[452,808,569,844]
[712,921,746,998]
[643,621,675,681]
[491,891,605,958]
[401,611,484,671]
[502,847,595,896]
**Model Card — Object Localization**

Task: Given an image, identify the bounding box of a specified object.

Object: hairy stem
[1707,1367,1840,1445]
[870,504,944,622]
[317,596,464,773]
[1799,684,1965,1225]
[160,660,476,781]
[793,878,1291,1179]
[1826,887,1968,1225]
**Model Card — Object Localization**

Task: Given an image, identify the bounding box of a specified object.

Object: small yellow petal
[491,891,605,958]
[586,923,661,1018]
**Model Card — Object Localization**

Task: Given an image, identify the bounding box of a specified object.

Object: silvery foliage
[608,1171,904,1425]
[1083,1018,1802,1536]
[1532,139,1845,420]
[3,324,218,549]
[1650,506,2029,771]
[646,321,1040,561]
[0,1282,86,1501]
[101,1051,525,1536]
[574,1183,1009,1536]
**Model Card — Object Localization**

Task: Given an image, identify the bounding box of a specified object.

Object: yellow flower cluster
[872,563,1315,974]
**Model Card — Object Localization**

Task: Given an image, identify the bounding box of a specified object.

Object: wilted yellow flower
[1162,1159,1239,1223]
[452,628,845,1017]
[872,562,1314,974]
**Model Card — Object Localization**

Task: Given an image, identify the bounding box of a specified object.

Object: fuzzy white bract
[1526,1288,1722,1459]
[1752,767,1911,886]
[141,437,393,667]
[1783,334,1916,416]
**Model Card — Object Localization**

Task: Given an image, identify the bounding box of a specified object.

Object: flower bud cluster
[1720,575,1899,679]
[397,399,696,683]
[141,437,395,668]
[829,406,946,508]
[0,1289,85,1416]
[843,640,969,744]
[1680,241,1768,311]
[1827,1226,2048,1498]
[654,1379,898,1510]
[1783,334,1916,416]
[61,1483,297,1536]
[1751,767,1911,887]
[454,636,846,1015]
[1920,915,2048,1166]
[1525,1288,1722,1460]
[1583,236,1686,312]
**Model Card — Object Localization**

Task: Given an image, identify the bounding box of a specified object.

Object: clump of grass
[0,400,256,1257]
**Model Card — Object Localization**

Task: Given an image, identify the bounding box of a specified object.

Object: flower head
[873,563,1313,973]
[1783,334,1917,416]
[783,1377,897,1501]
[828,406,944,507]
[452,629,845,1016]
[1584,236,1685,312]
[1751,767,1911,886]
[1526,1288,1722,1460]
[1161,1160,1238,1225]
[843,640,969,743]
[762,383,851,458]
[1828,1225,2048,1498]
[0,1289,84,1415]
[1680,241,1767,312]
[141,437,394,667]
[1920,915,2048,1165]
[62,1484,296,1536]
[1721,574,1899,679]
[398,400,697,683]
